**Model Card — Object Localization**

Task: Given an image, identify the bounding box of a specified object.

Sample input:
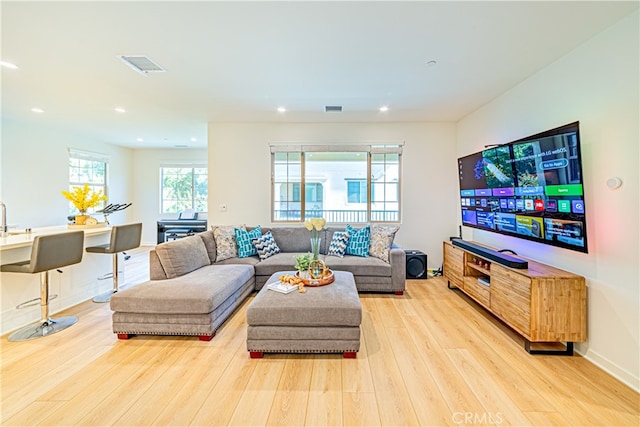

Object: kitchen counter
[0,224,112,250]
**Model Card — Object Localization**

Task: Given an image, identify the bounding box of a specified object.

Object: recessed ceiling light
[277,107,286,113]
[114,107,126,113]
[190,137,197,142]
[0,61,19,69]
[136,138,144,142]
[31,107,44,113]
[379,106,389,112]
[426,60,437,67]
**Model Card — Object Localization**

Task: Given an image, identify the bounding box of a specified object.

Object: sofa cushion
[327,231,350,258]
[235,226,262,258]
[155,236,211,279]
[199,230,217,264]
[215,256,260,266]
[110,264,255,314]
[254,252,305,277]
[252,230,281,260]
[369,224,399,263]
[345,225,370,257]
[213,225,245,262]
[322,254,391,277]
[268,227,315,253]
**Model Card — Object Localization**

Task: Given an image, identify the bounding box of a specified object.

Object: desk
[1,225,114,335]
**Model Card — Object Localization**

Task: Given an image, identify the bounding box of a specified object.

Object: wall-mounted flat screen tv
[458,121,588,253]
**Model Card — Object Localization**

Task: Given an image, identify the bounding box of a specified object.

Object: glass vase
[310,236,321,261]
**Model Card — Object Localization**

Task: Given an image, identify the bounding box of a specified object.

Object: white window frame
[159,164,208,214]
[67,148,109,215]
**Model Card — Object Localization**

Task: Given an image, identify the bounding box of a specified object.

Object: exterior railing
[274,209,399,223]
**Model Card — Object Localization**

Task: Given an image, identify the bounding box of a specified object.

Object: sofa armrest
[389,245,406,292]
[149,249,168,280]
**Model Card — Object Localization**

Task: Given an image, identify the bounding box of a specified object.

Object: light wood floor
[1,246,638,426]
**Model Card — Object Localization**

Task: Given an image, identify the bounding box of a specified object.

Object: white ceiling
[2,1,637,149]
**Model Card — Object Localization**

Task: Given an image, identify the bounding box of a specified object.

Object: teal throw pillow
[235,226,262,258]
[345,225,370,257]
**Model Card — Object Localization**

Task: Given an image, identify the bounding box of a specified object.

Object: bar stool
[86,223,142,303]
[1,230,85,342]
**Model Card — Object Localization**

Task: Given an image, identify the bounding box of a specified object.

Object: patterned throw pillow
[345,225,370,257]
[235,226,262,258]
[369,224,400,263]
[252,231,281,260]
[213,225,245,262]
[327,231,350,258]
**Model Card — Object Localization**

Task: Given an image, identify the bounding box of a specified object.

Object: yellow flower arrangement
[304,217,326,260]
[304,217,326,233]
[61,183,107,213]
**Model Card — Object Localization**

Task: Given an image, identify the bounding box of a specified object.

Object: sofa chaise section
[111,232,255,340]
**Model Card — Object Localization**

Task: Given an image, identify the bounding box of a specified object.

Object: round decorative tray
[295,270,335,287]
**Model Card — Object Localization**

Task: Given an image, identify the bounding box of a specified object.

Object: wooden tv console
[443,240,586,355]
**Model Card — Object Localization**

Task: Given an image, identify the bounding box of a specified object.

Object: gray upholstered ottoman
[246,270,362,358]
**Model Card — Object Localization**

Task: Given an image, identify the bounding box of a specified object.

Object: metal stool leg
[8,271,78,342]
[93,253,119,303]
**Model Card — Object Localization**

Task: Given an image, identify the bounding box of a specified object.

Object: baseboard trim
[583,347,639,392]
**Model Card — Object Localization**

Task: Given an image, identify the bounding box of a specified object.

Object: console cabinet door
[489,264,531,338]
[463,277,490,308]
[443,243,464,288]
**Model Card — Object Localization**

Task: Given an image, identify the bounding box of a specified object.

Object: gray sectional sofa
[110,225,405,340]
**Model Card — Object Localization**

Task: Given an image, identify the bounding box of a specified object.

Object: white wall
[131,148,208,245]
[0,118,134,227]
[0,118,136,334]
[457,12,639,390]
[208,122,457,269]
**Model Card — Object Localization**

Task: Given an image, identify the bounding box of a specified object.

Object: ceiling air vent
[119,55,166,75]
[325,105,343,113]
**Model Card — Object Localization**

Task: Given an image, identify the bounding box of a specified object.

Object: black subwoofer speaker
[405,250,427,279]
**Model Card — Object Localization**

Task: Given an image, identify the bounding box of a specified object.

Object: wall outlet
[219,204,227,212]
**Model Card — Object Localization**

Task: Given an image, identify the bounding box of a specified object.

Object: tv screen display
[458,121,588,253]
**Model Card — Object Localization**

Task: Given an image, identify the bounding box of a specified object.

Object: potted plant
[61,183,107,225]
[294,253,312,279]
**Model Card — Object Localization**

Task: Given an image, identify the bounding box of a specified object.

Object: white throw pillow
[213,224,245,262]
[369,224,399,263]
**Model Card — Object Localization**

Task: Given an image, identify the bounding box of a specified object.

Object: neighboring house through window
[271,144,402,223]
[346,179,367,204]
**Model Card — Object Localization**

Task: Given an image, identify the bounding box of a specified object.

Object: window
[275,181,324,220]
[346,180,367,203]
[271,144,402,223]
[67,149,108,214]
[371,152,400,221]
[160,166,208,213]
